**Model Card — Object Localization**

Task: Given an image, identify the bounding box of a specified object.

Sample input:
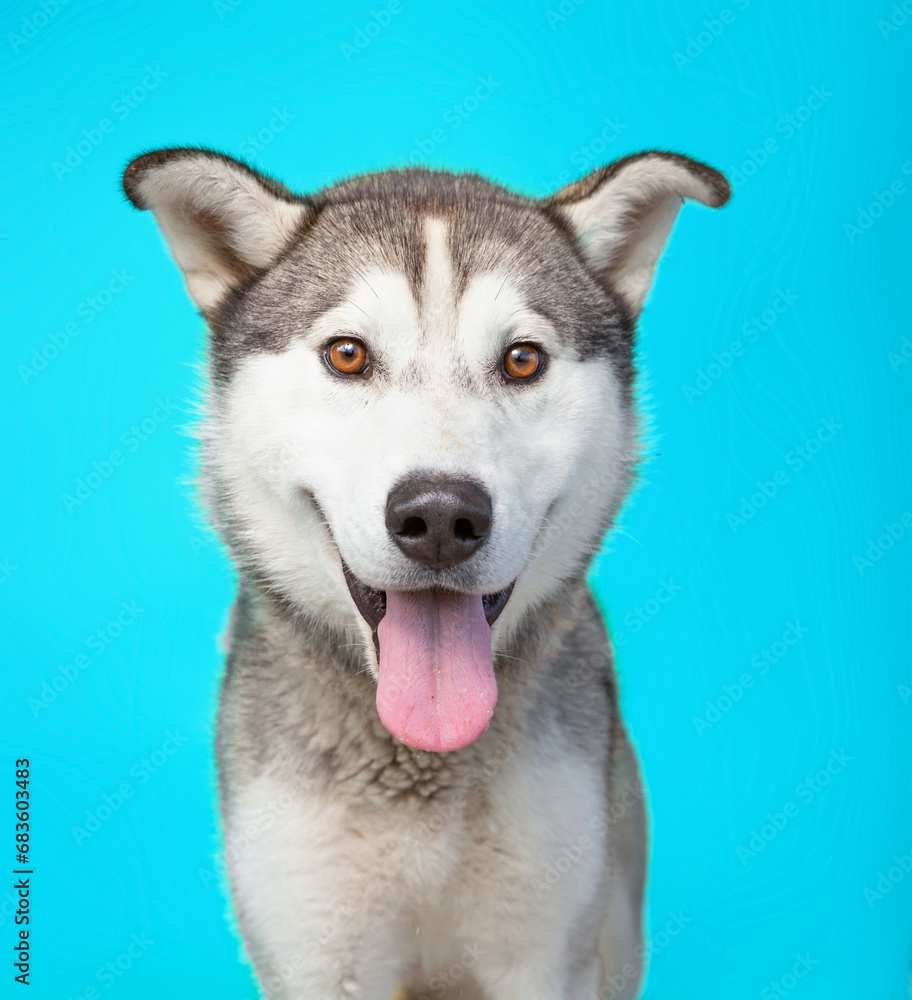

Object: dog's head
[123,147,728,752]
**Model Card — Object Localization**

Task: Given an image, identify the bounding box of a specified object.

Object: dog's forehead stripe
[419,216,457,345]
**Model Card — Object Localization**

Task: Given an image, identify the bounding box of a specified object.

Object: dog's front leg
[231,871,413,1000]
[244,924,409,1000]
[224,789,416,1000]
[457,887,604,1000]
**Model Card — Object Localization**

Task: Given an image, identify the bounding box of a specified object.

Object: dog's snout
[386,476,492,570]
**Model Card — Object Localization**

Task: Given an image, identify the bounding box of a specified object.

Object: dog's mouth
[342,562,514,754]
[341,564,514,632]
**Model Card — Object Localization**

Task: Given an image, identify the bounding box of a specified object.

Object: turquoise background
[2,0,911,997]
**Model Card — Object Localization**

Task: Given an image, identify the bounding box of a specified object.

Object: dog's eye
[325,337,371,376]
[502,343,544,381]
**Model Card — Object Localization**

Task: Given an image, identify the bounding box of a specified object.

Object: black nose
[386,476,492,570]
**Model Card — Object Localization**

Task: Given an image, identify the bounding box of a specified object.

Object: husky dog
[123,147,728,999]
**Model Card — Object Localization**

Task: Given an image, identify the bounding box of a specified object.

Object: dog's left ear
[544,151,729,318]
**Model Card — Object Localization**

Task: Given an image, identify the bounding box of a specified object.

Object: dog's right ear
[122,148,311,314]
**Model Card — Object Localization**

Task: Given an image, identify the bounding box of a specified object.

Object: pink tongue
[376,590,497,752]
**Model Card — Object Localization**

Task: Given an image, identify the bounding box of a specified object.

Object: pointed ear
[122,147,311,314]
[544,151,730,318]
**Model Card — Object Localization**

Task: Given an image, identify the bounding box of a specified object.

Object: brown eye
[502,343,544,381]
[325,337,370,376]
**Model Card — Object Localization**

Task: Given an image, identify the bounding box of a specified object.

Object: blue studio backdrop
[2,1,911,997]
